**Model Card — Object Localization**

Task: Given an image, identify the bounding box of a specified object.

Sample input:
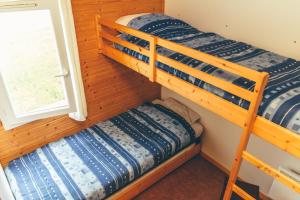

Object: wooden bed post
[149,36,157,82]
[223,73,269,200]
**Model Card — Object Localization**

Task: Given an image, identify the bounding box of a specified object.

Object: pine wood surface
[0,0,164,166]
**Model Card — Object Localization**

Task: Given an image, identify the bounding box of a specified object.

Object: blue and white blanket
[119,14,300,134]
[5,103,195,200]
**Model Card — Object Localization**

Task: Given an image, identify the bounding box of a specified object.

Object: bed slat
[101,19,153,41]
[102,44,150,77]
[232,184,256,200]
[157,54,254,101]
[102,32,151,56]
[242,151,300,194]
[156,38,265,82]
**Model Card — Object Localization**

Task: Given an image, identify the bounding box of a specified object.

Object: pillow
[115,13,149,26]
[152,98,201,124]
[191,122,204,138]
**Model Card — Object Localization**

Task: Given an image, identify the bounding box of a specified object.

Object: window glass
[0,10,68,117]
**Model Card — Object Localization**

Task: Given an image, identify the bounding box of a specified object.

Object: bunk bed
[1,101,203,200]
[96,13,300,199]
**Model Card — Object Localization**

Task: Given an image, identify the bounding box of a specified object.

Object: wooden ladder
[223,73,269,200]
[223,69,300,199]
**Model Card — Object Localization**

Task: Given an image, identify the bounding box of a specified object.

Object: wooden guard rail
[98,19,265,99]
[96,16,300,199]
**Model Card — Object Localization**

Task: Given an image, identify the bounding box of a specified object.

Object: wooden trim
[95,15,102,53]
[108,143,200,200]
[200,152,230,174]
[161,0,165,13]
[260,191,272,200]
[242,151,300,194]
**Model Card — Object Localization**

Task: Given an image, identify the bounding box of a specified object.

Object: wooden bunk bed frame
[96,16,300,199]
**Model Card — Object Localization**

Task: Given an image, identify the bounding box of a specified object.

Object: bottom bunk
[2,99,203,200]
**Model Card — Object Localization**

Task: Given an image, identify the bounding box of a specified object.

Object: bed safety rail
[96,15,300,199]
[97,18,267,126]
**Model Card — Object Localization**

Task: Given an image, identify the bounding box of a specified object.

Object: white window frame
[0,0,87,130]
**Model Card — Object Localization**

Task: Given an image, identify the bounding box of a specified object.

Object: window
[0,0,87,130]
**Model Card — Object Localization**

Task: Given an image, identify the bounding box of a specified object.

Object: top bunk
[96,13,300,160]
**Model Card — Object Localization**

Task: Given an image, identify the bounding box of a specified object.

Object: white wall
[164,0,300,196]
[165,0,300,60]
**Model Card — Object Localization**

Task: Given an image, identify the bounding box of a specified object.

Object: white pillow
[191,122,204,138]
[115,13,149,26]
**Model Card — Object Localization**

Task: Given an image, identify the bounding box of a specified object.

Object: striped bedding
[4,103,196,200]
[118,13,300,134]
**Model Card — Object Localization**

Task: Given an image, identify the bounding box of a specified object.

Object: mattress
[4,103,196,200]
[118,13,300,134]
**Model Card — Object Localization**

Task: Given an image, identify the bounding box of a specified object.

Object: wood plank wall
[0,0,164,166]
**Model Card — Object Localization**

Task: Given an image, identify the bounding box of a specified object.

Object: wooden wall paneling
[0,0,164,166]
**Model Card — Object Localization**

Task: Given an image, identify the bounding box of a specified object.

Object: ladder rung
[242,151,300,194]
[232,184,256,200]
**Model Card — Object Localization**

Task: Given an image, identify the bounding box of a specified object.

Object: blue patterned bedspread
[4,103,195,200]
[119,14,300,134]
